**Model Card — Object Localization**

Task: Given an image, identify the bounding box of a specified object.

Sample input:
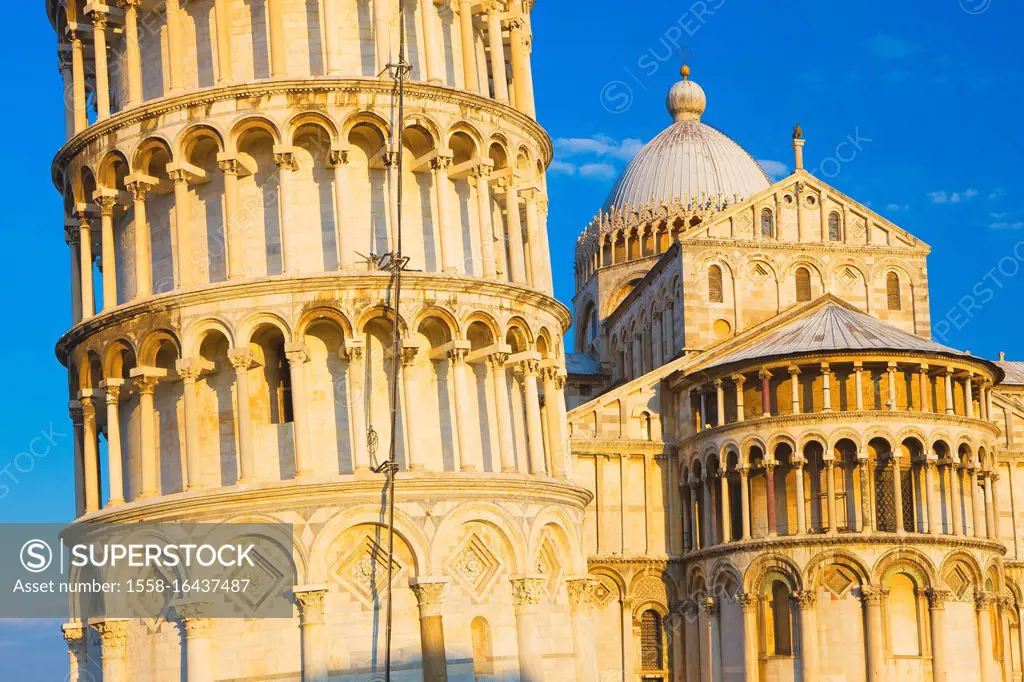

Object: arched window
[768,581,794,656]
[828,212,842,241]
[640,610,664,670]
[761,208,774,238]
[795,267,812,302]
[888,574,921,656]
[708,265,724,303]
[640,412,652,440]
[886,272,902,311]
[471,617,494,676]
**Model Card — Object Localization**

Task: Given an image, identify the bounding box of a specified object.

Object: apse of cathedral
[45,0,1022,681]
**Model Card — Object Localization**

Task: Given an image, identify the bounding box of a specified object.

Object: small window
[640,610,664,670]
[590,308,599,342]
[761,208,774,238]
[828,212,842,241]
[708,265,724,303]
[886,272,902,311]
[471,617,494,676]
[795,267,812,302]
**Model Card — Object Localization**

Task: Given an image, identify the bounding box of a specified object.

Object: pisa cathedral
[46,1,1024,681]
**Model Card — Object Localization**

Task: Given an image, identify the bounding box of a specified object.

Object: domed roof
[603,66,771,212]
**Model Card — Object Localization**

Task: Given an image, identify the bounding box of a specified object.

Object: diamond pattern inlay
[335,535,405,608]
[444,533,503,604]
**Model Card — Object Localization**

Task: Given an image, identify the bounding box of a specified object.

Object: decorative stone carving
[859,586,889,605]
[410,579,449,618]
[444,532,503,603]
[93,619,130,658]
[566,578,600,612]
[294,589,328,625]
[926,588,952,609]
[510,577,546,607]
[335,535,404,609]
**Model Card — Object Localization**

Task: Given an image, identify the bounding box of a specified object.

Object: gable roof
[996,361,1024,386]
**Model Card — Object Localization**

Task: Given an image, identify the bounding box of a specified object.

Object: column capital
[218,157,241,175]
[65,224,81,246]
[859,585,889,605]
[487,351,510,369]
[89,8,110,30]
[78,390,98,414]
[130,366,167,394]
[732,373,746,386]
[273,148,297,171]
[429,153,453,173]
[447,347,469,365]
[62,622,87,651]
[100,378,124,402]
[510,576,546,607]
[566,577,600,613]
[787,365,801,376]
[736,592,758,611]
[329,146,350,167]
[410,578,450,617]
[401,345,419,367]
[58,48,72,73]
[758,367,772,379]
[701,596,718,616]
[713,377,723,389]
[294,586,329,624]
[175,602,213,636]
[228,349,255,371]
[69,403,84,426]
[517,358,541,376]
[176,359,205,383]
[284,342,308,365]
[118,0,143,8]
[92,619,130,657]
[94,192,118,216]
[167,167,192,185]
[791,590,817,610]
[975,590,998,611]
[926,588,952,609]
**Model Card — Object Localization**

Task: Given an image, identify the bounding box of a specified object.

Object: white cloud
[990,212,1008,219]
[886,203,909,212]
[549,160,577,176]
[869,34,914,60]
[928,188,979,204]
[990,187,1007,200]
[991,221,1024,230]
[553,135,644,162]
[579,163,618,180]
[757,159,789,180]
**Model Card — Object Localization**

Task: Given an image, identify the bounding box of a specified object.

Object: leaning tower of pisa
[48,1,596,680]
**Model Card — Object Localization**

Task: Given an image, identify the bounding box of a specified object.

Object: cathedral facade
[46,1,1024,681]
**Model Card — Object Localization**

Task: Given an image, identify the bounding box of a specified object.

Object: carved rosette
[295,589,328,625]
[510,577,546,608]
[410,580,449,618]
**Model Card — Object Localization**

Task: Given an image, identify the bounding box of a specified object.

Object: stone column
[794,459,807,534]
[410,579,450,682]
[168,167,193,290]
[321,0,342,75]
[927,589,950,682]
[826,459,839,533]
[79,391,100,513]
[420,0,445,83]
[966,376,976,418]
[95,194,118,310]
[794,591,818,680]
[90,9,111,119]
[977,592,999,682]
[765,461,777,536]
[972,468,986,538]
[472,166,496,276]
[734,374,746,422]
[927,460,941,535]
[449,349,478,471]
[458,0,479,92]
[330,149,351,269]
[131,371,160,498]
[489,353,516,472]
[543,368,569,478]
[984,473,997,540]
[347,345,370,472]
[285,344,312,478]
[821,362,833,412]
[504,183,527,283]
[567,579,600,682]
[177,361,204,491]
[373,0,391,74]
[715,379,726,426]
[119,0,144,105]
[432,155,460,272]
[689,479,702,549]
[511,577,546,681]
[1000,596,1015,682]
[759,368,771,417]
[950,463,963,536]
[507,15,536,116]
[78,214,95,318]
[523,189,548,291]
[70,404,85,516]
[788,365,801,414]
[93,619,129,682]
[703,474,715,545]
[218,156,244,280]
[887,362,898,410]
[62,622,89,682]
[295,588,329,682]
[100,379,125,506]
[703,597,720,682]
[857,452,872,533]
[919,364,932,412]
[738,593,759,682]
[66,224,82,323]
[267,0,288,77]
[861,587,888,682]
[274,151,297,273]
[401,348,425,470]
[58,49,74,139]
[70,30,88,134]
[165,0,184,93]
[854,361,865,411]
[719,470,732,543]
[892,453,905,532]
[945,368,955,415]
[683,600,701,682]
[486,2,509,102]
[178,608,213,682]
[213,0,234,84]
[126,179,153,297]
[739,466,751,540]
[229,349,255,482]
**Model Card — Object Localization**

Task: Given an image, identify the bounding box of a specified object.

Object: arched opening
[887,572,923,656]
[347,121,390,260]
[292,123,339,272]
[249,324,293,479]
[708,265,724,303]
[197,329,238,487]
[764,579,794,656]
[466,320,496,472]
[828,211,842,241]
[640,609,665,672]
[413,316,457,471]
[182,131,227,285]
[363,316,405,469]
[303,318,353,475]
[795,267,812,303]
[237,127,283,277]
[887,272,902,311]
[870,437,897,532]
[471,616,494,677]
[760,208,774,238]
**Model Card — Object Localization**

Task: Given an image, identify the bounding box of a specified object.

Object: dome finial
[667,64,706,122]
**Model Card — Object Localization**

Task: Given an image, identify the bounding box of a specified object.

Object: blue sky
[1,0,1022,676]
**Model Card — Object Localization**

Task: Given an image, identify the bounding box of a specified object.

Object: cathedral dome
[603,66,771,212]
